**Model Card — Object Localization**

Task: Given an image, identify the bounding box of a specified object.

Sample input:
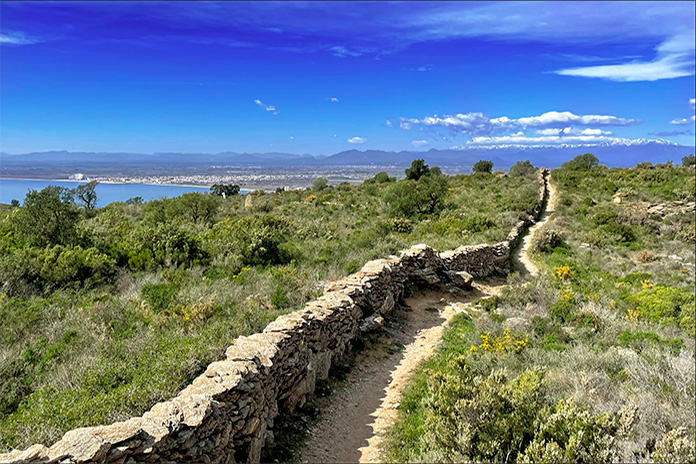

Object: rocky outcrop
[0,169,549,464]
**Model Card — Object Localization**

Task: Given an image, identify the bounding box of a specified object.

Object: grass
[382,161,695,463]
[0,168,541,450]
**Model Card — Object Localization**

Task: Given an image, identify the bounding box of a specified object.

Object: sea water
[0,178,248,206]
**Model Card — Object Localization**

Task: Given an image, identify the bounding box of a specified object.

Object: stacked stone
[0,170,550,464]
[438,243,499,277]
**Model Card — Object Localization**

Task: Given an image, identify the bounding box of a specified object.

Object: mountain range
[1,140,693,176]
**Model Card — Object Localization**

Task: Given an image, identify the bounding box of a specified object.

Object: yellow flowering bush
[470,328,529,354]
[554,265,572,280]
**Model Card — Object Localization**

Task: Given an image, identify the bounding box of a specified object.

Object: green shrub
[462,214,496,233]
[472,159,493,174]
[532,228,566,253]
[509,160,537,177]
[388,217,413,233]
[521,397,630,464]
[562,153,600,171]
[386,362,629,463]
[550,296,576,323]
[383,175,449,218]
[12,186,80,247]
[373,171,395,183]
[141,283,178,312]
[652,427,696,463]
[270,286,288,308]
[680,154,695,167]
[627,286,695,327]
[405,159,430,180]
[312,178,329,191]
[618,331,683,355]
[0,245,116,296]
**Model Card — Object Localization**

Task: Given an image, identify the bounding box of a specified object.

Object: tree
[210,184,241,198]
[473,160,494,174]
[405,159,430,180]
[73,180,99,210]
[13,186,80,247]
[166,192,219,224]
[383,174,449,218]
[682,154,695,167]
[126,196,144,205]
[10,199,19,207]
[509,160,537,177]
[373,171,395,183]
[312,177,329,191]
[562,153,599,171]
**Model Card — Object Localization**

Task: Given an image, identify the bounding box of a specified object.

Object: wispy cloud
[555,48,694,82]
[691,98,696,110]
[254,99,279,115]
[412,2,694,82]
[400,110,639,136]
[348,136,366,144]
[410,64,433,72]
[329,97,339,102]
[0,31,40,45]
[330,46,362,57]
[648,130,693,136]
[412,140,429,147]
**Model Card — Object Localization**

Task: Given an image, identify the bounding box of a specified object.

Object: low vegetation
[0,159,541,450]
[383,155,695,463]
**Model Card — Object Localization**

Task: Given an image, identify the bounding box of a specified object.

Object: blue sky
[0,1,694,155]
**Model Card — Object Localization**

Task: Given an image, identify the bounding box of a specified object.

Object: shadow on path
[299,286,495,463]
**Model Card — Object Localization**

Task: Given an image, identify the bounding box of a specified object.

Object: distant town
[67,168,396,190]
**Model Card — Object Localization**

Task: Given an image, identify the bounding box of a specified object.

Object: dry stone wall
[1,169,549,464]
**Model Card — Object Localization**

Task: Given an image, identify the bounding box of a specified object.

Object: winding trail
[513,178,559,278]
[299,177,558,463]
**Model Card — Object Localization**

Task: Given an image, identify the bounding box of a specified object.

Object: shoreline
[0,177,256,191]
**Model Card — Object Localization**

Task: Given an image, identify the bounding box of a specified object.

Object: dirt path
[298,178,557,463]
[513,177,558,277]
[299,283,504,463]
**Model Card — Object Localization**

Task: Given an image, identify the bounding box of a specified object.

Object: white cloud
[254,99,279,115]
[289,136,295,140]
[330,97,339,102]
[515,111,638,127]
[400,110,638,136]
[469,134,619,145]
[555,29,695,82]
[691,98,696,110]
[536,127,613,136]
[555,54,694,82]
[0,31,39,45]
[411,140,429,147]
[330,46,362,57]
[412,3,695,82]
[348,136,366,144]
[670,117,695,125]
[385,119,393,128]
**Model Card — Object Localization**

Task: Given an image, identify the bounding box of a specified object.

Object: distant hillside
[1,140,693,177]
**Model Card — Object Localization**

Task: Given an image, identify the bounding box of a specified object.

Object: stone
[443,270,474,288]
[359,314,385,333]
[47,428,111,463]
